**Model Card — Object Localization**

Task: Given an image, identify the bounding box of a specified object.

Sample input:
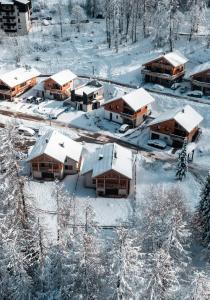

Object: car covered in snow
[187,90,203,98]
[26,95,36,103]
[147,139,167,150]
[17,125,36,137]
[171,83,181,90]
[119,124,131,133]
[153,84,165,91]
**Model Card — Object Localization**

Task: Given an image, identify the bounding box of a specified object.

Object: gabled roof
[27,130,83,163]
[0,67,40,88]
[104,88,155,112]
[81,143,133,179]
[149,105,203,133]
[143,51,188,68]
[50,70,77,86]
[188,62,210,78]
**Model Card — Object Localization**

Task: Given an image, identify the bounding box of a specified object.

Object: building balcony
[191,79,210,89]
[97,183,127,189]
[141,68,185,80]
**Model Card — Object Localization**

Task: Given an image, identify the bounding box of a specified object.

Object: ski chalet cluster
[0,50,206,198]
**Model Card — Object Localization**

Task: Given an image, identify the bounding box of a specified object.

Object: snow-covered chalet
[44,69,77,100]
[103,87,155,127]
[0,67,40,100]
[141,51,188,87]
[189,62,210,95]
[27,130,83,180]
[81,143,133,197]
[148,105,203,148]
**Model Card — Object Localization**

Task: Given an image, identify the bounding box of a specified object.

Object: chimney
[114,151,117,159]
[182,108,185,113]
[98,154,103,160]
[59,142,64,148]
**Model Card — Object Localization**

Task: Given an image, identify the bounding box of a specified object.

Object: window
[65,165,73,170]
[116,105,119,109]
[20,82,26,87]
[92,179,96,184]
[18,18,20,23]
[116,115,118,119]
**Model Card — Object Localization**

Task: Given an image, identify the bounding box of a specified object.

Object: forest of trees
[0,123,210,299]
[31,0,209,53]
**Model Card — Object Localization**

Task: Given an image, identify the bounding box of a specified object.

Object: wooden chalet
[189,62,210,95]
[70,80,104,112]
[103,88,155,127]
[148,105,203,148]
[81,143,133,197]
[44,69,77,100]
[141,51,188,87]
[27,130,83,180]
[0,67,40,100]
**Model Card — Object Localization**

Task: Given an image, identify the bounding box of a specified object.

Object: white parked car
[119,124,131,133]
[17,126,36,137]
[171,83,181,90]
[187,90,203,98]
[153,84,165,91]
[147,139,167,150]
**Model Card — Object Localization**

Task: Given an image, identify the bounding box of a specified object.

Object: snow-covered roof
[50,70,77,86]
[0,67,40,88]
[188,62,210,77]
[81,143,133,179]
[75,84,101,96]
[143,51,188,67]
[149,105,203,133]
[27,130,83,163]
[104,88,155,112]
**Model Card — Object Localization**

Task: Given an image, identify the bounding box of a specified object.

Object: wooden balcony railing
[191,79,210,88]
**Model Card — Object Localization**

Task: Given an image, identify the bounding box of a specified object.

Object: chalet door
[110,113,112,121]
[42,172,54,179]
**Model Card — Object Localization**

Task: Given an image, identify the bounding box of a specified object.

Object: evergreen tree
[197,172,210,246]
[176,139,188,181]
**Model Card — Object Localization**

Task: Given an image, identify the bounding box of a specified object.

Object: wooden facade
[0,77,37,101]
[190,68,210,95]
[104,98,150,127]
[149,119,200,147]
[84,169,130,197]
[44,78,74,100]
[142,57,186,87]
[30,153,81,180]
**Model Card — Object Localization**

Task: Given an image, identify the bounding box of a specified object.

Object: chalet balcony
[0,89,10,96]
[97,183,127,189]
[141,68,185,80]
[191,79,210,88]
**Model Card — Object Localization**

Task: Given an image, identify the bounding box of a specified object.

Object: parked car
[26,95,36,103]
[147,139,167,150]
[171,83,181,90]
[187,90,203,98]
[179,86,188,94]
[119,124,131,133]
[42,19,49,26]
[17,126,36,137]
[35,97,43,104]
[153,84,165,91]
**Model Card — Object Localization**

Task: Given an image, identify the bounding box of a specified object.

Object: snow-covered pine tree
[176,139,188,181]
[0,124,44,298]
[196,172,210,246]
[109,227,144,299]
[183,271,210,300]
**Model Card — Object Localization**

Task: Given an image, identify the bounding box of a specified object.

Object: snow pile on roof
[188,61,210,77]
[149,105,203,133]
[104,88,155,112]
[81,143,133,179]
[143,51,188,67]
[164,51,188,67]
[27,130,82,163]
[0,67,40,88]
[50,70,77,86]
